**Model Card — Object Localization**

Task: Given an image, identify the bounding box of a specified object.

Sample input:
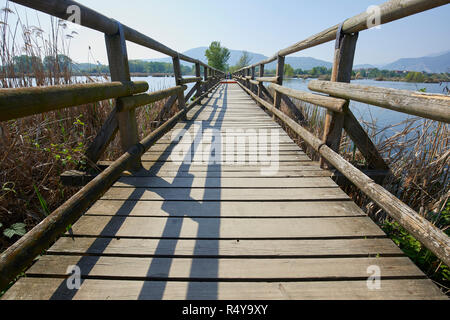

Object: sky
[3,0,450,66]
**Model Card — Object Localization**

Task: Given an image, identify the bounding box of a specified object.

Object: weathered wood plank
[47,238,402,257]
[100,187,347,201]
[114,177,337,188]
[26,256,423,280]
[4,278,445,300]
[85,200,359,217]
[66,216,385,238]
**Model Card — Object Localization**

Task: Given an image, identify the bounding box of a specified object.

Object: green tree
[405,71,425,83]
[205,41,230,71]
[284,64,294,78]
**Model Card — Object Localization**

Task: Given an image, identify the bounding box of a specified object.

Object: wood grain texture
[3,278,446,300]
[65,216,385,238]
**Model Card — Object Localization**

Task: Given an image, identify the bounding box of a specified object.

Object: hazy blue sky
[5,0,450,65]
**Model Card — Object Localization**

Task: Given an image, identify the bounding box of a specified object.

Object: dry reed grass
[0,3,175,251]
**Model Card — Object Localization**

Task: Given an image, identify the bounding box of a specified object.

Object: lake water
[130,76,448,128]
[283,78,449,129]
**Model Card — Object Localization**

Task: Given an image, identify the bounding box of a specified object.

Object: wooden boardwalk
[3,83,445,300]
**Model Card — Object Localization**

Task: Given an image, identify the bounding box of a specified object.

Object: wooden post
[251,66,256,93]
[195,62,201,99]
[320,29,358,169]
[105,22,141,172]
[258,64,264,98]
[273,55,285,110]
[172,56,186,115]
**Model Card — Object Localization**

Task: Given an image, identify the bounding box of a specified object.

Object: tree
[284,64,294,78]
[205,41,230,71]
[229,51,253,73]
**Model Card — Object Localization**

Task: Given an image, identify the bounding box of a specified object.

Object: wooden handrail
[234,0,450,71]
[269,83,348,113]
[0,81,149,122]
[237,80,450,267]
[255,76,279,83]
[308,80,450,123]
[178,77,203,85]
[0,82,222,292]
[117,85,187,112]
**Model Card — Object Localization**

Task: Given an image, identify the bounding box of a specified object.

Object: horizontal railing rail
[269,83,348,113]
[179,77,203,85]
[117,85,187,112]
[0,81,148,121]
[308,80,450,123]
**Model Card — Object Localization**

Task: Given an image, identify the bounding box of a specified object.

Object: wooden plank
[100,187,347,201]
[85,200,358,217]
[4,278,445,300]
[26,256,424,280]
[65,216,385,238]
[148,143,302,152]
[47,238,402,257]
[114,177,339,188]
[128,170,331,178]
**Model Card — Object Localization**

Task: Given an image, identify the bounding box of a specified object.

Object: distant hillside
[382,51,450,73]
[140,47,450,74]
[145,47,332,71]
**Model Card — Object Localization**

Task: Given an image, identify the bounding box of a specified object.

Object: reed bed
[273,90,449,291]
[0,4,176,253]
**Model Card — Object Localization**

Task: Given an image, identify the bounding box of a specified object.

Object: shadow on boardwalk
[49,85,227,300]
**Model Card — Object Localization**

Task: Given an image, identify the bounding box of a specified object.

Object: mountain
[145,47,332,71]
[382,52,450,73]
[143,47,450,73]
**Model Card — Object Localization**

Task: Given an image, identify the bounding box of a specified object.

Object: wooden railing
[0,0,224,290]
[233,0,450,267]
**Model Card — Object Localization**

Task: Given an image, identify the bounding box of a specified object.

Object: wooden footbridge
[1,0,449,300]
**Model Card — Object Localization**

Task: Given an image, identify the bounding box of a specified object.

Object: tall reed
[0,3,173,252]
[274,88,449,291]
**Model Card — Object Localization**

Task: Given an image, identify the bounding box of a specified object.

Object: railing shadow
[49,84,226,300]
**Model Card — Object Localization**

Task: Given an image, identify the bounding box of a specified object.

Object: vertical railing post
[105,22,141,171]
[320,27,358,168]
[172,55,186,116]
[273,55,285,111]
[204,67,210,94]
[246,68,250,89]
[251,66,256,93]
[258,64,264,98]
[195,62,202,99]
